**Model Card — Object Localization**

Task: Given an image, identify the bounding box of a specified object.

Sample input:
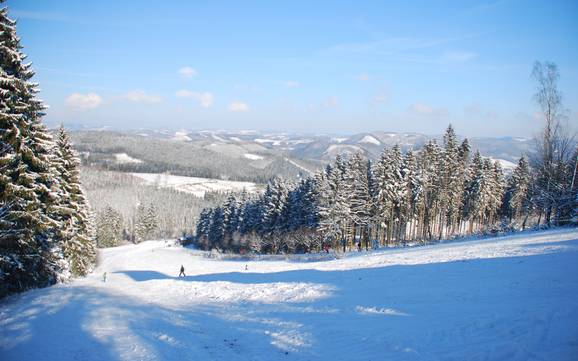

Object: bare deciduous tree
[531,61,576,225]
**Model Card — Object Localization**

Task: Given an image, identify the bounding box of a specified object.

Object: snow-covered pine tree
[222,194,240,248]
[373,148,390,245]
[365,159,378,246]
[195,208,213,249]
[134,203,148,242]
[238,199,259,235]
[314,168,335,244]
[0,5,66,297]
[401,148,420,242]
[259,177,290,253]
[208,206,225,248]
[96,206,124,248]
[53,125,96,276]
[287,181,305,232]
[317,159,350,251]
[134,202,158,242]
[145,203,158,239]
[299,177,321,248]
[441,125,465,238]
[463,151,487,233]
[456,138,471,233]
[346,152,372,249]
[486,160,505,228]
[504,157,532,228]
[374,145,406,245]
[418,140,442,240]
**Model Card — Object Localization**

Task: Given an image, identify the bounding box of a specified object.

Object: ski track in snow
[1,228,578,360]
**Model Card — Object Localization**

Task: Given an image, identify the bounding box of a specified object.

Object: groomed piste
[1,228,578,361]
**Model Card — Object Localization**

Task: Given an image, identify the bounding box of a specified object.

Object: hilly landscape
[71,128,532,183]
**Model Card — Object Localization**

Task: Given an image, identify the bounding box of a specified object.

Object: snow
[130,173,257,197]
[243,153,264,160]
[358,135,381,145]
[254,138,282,146]
[114,153,143,164]
[2,228,578,361]
[331,137,348,143]
[324,144,363,156]
[172,131,191,142]
[490,158,517,171]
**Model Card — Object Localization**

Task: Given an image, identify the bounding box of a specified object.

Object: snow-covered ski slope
[2,228,578,361]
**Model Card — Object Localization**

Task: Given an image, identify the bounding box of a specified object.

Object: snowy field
[131,172,258,197]
[1,228,578,360]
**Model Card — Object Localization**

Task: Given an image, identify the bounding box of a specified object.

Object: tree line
[195,121,576,254]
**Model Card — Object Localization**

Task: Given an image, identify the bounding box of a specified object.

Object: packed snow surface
[2,228,578,361]
[131,172,257,197]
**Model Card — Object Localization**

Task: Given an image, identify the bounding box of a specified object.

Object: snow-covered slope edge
[1,228,578,361]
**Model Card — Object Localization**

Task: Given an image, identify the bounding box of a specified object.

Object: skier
[179,265,186,277]
[245,264,248,271]
[102,272,107,283]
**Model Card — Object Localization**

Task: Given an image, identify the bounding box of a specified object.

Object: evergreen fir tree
[442,125,466,237]
[195,208,213,249]
[134,203,148,242]
[347,152,371,249]
[222,194,240,247]
[418,140,442,240]
[402,149,420,242]
[317,160,350,251]
[0,5,65,297]
[505,157,532,228]
[53,125,96,276]
[208,206,225,247]
[96,206,123,248]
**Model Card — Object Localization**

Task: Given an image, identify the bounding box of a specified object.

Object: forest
[195,120,577,254]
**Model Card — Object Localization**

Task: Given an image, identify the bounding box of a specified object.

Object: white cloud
[228,101,249,112]
[175,90,213,108]
[353,73,370,81]
[124,90,162,104]
[408,102,448,116]
[442,51,478,63]
[284,80,300,88]
[65,93,102,110]
[178,66,197,79]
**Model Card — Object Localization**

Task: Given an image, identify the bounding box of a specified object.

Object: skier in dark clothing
[179,265,185,277]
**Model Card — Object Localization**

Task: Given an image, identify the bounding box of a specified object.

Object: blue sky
[8,0,578,137]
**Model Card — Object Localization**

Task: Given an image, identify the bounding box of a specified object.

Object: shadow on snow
[1,238,578,361]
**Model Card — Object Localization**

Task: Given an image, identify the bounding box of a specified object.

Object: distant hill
[69,130,321,183]
[69,129,534,182]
